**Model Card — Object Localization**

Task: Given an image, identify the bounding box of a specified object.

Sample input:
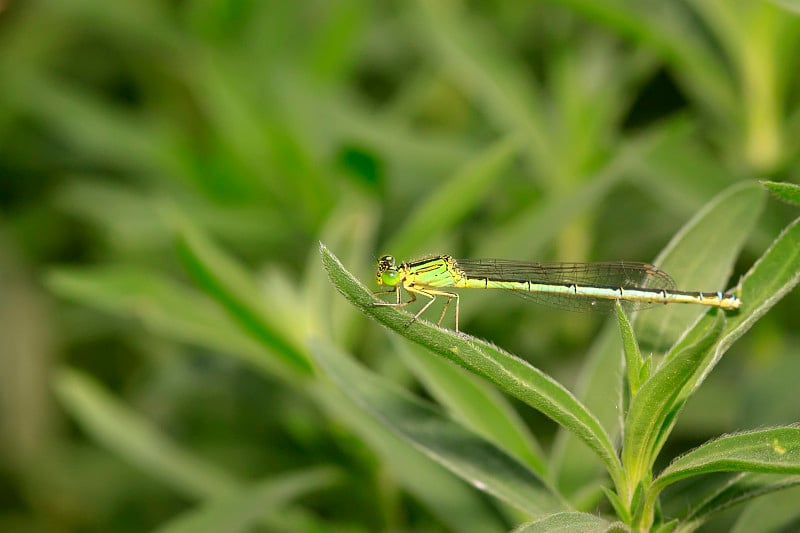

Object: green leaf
[305,0,366,82]
[551,182,761,494]
[550,327,623,497]
[630,118,739,216]
[172,210,311,375]
[476,166,622,259]
[49,240,506,530]
[52,179,286,252]
[155,468,339,533]
[397,340,548,477]
[512,511,615,533]
[653,519,679,533]
[622,312,725,487]
[410,0,551,177]
[465,120,701,279]
[308,198,382,345]
[45,266,296,382]
[602,486,631,524]
[664,215,800,403]
[328,100,474,176]
[22,75,171,175]
[545,0,735,118]
[317,380,507,533]
[692,1,799,171]
[761,180,800,206]
[53,368,239,500]
[676,473,800,528]
[623,214,800,520]
[387,134,522,258]
[320,242,625,491]
[730,483,800,533]
[616,301,642,396]
[639,355,652,385]
[655,427,800,490]
[635,182,765,352]
[309,338,564,516]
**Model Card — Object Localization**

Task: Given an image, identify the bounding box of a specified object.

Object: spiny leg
[406,286,437,328]
[405,286,459,331]
[374,283,460,331]
[435,291,459,332]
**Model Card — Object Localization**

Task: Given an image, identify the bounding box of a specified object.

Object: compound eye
[378,255,396,268]
[381,270,400,286]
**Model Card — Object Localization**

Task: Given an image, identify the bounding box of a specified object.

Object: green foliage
[2,0,800,531]
[322,243,627,492]
[513,511,620,532]
[323,203,800,530]
[762,180,800,206]
[310,339,564,516]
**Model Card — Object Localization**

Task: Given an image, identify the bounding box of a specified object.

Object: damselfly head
[376,255,400,286]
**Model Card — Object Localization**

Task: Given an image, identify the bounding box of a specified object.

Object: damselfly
[373,255,740,332]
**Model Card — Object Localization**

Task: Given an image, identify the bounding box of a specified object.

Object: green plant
[3,0,800,530]
[320,182,800,532]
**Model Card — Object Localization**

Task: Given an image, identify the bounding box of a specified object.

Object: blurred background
[1,0,799,531]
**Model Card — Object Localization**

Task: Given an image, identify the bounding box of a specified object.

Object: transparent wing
[453,259,676,312]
